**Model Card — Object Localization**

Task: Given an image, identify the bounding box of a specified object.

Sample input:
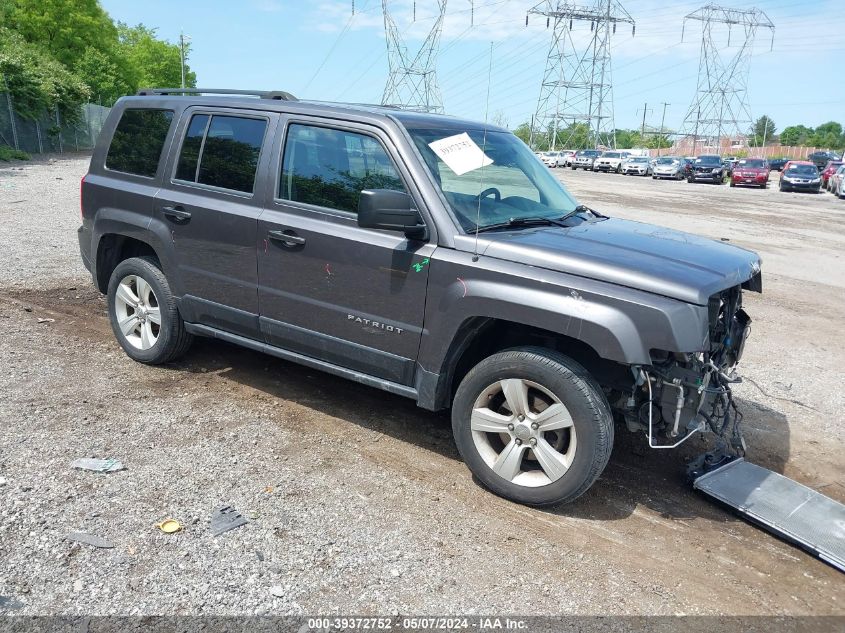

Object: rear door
[154,108,277,338]
[256,118,435,386]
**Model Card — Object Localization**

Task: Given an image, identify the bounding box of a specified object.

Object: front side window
[174,113,267,194]
[279,124,405,213]
[106,108,174,177]
[407,127,579,232]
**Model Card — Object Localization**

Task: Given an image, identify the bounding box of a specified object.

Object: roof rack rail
[136,88,297,101]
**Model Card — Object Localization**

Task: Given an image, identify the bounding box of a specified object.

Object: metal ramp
[694,458,845,572]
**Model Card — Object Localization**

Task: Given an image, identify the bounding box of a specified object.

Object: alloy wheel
[470,378,576,488]
[113,275,161,350]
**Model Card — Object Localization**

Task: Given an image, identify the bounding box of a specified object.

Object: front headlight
[811,178,820,183]
[712,168,721,173]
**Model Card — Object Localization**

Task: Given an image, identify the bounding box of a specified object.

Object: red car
[821,160,843,189]
[730,158,770,188]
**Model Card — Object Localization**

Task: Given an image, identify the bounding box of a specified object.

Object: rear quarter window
[106,109,174,178]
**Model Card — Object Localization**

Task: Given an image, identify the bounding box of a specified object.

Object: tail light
[80,175,86,220]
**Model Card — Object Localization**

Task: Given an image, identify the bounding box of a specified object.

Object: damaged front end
[622,282,756,465]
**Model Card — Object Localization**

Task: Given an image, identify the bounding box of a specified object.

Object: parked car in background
[688,155,725,184]
[722,156,740,177]
[540,151,562,168]
[559,150,576,166]
[652,156,685,180]
[829,165,845,198]
[730,158,770,189]
[571,149,601,170]
[621,156,652,176]
[821,160,843,189]
[594,151,627,173]
[768,158,789,171]
[807,150,840,171]
[779,161,821,192]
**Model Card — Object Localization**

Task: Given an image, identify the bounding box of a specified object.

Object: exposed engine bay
[622,283,754,456]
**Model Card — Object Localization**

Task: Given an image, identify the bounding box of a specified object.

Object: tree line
[0,0,196,122]
[749,115,844,151]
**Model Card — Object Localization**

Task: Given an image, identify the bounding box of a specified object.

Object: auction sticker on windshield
[428,132,493,176]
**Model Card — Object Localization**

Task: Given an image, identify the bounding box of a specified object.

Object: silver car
[571,149,602,170]
[621,156,652,176]
[830,165,845,198]
[652,156,685,180]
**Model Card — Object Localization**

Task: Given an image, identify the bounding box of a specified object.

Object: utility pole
[179,31,191,89]
[527,1,635,151]
[381,1,448,113]
[658,102,669,154]
[637,102,651,139]
[679,5,774,154]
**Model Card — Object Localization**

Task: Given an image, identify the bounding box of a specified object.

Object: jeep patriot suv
[78,88,762,506]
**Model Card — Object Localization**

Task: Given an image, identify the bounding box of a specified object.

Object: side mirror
[357,189,426,240]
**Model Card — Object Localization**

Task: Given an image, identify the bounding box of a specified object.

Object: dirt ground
[0,156,842,616]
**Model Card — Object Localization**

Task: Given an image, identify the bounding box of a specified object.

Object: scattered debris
[66,532,114,549]
[0,595,24,611]
[255,549,265,562]
[155,519,183,534]
[0,477,6,487]
[71,458,125,473]
[22,306,32,312]
[72,579,83,593]
[36,317,55,324]
[210,504,249,537]
[270,586,285,598]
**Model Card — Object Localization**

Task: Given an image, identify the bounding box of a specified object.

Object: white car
[621,156,652,176]
[830,165,845,198]
[540,151,562,168]
[559,149,576,166]
[593,151,628,173]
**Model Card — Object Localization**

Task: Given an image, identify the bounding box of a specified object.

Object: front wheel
[107,256,193,365]
[451,348,614,506]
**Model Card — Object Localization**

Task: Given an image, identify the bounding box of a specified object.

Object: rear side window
[106,109,174,177]
[174,114,267,194]
[279,123,405,213]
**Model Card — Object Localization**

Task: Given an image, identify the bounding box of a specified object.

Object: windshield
[603,152,620,158]
[786,165,819,177]
[407,128,579,232]
[738,159,766,168]
[696,156,721,165]
[657,157,677,165]
[628,157,648,163]
[577,150,600,157]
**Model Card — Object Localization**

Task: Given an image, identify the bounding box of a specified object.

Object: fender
[91,208,184,297]
[415,251,709,409]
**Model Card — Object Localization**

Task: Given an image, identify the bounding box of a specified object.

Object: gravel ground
[0,155,843,617]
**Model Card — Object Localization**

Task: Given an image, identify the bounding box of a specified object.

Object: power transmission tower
[381,1,448,113]
[678,5,774,155]
[527,1,634,151]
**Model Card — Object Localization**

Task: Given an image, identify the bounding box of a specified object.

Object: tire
[107,256,193,365]
[652,175,657,179]
[729,180,735,187]
[571,166,576,170]
[451,347,613,506]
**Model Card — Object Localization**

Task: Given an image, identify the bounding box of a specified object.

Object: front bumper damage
[621,281,757,460]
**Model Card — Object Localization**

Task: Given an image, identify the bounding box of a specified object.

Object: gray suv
[78,88,762,506]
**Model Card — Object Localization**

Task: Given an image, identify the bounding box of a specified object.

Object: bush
[0,145,31,161]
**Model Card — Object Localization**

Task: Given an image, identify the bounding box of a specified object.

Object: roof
[124,92,508,134]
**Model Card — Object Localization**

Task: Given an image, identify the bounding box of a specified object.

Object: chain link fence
[0,91,111,155]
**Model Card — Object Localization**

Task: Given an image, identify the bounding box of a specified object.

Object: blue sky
[101,0,844,134]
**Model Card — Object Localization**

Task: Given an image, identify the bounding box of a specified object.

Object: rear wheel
[107,256,193,365]
[452,348,613,506]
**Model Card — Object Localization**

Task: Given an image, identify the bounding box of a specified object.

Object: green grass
[0,145,31,161]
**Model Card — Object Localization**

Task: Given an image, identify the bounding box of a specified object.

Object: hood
[477,218,761,305]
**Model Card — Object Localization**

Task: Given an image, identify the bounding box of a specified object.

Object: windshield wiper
[474,215,569,233]
[560,204,607,221]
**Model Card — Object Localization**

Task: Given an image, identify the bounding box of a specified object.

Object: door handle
[162,205,192,221]
[268,229,306,247]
